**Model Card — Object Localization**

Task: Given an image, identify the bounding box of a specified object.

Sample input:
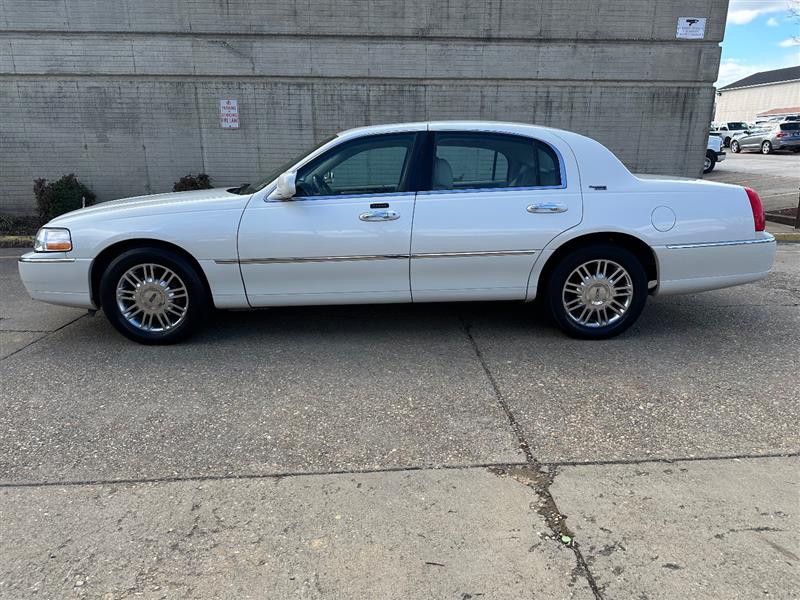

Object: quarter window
[431,132,562,191]
[296,133,416,197]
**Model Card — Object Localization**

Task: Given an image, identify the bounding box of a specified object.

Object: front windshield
[729,122,747,130]
[237,135,337,195]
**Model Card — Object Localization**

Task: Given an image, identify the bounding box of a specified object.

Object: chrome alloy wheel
[703,155,712,171]
[115,263,189,332]
[561,259,633,328]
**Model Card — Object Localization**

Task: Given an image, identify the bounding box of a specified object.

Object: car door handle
[359,210,400,222]
[527,203,568,214]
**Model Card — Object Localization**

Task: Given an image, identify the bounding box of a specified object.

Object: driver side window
[295,133,416,198]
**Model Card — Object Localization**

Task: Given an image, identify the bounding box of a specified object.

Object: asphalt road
[1,247,798,599]
[705,150,799,212]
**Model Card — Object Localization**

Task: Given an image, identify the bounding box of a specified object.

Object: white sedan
[19,121,776,344]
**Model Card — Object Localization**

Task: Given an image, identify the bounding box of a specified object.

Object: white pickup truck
[705,135,725,174]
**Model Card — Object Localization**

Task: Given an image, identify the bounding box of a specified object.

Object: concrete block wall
[0,0,728,214]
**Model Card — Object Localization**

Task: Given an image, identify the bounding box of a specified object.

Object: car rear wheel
[761,141,772,154]
[703,150,715,174]
[723,136,731,147]
[100,247,209,344]
[546,244,648,340]
[730,140,741,153]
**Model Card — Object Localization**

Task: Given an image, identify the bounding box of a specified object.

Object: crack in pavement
[0,313,86,361]
[0,451,794,489]
[458,315,604,600]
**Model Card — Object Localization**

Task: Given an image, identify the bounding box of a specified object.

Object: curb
[0,236,33,249]
[772,232,800,243]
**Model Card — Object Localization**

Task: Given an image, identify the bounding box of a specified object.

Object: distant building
[715,66,800,122]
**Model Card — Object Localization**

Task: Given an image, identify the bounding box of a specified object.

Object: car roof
[337,120,574,139]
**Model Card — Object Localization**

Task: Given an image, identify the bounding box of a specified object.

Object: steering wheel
[311,174,333,196]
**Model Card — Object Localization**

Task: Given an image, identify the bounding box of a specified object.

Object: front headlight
[34,228,72,252]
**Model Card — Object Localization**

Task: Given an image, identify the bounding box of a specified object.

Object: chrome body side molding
[665,237,775,250]
[215,249,538,265]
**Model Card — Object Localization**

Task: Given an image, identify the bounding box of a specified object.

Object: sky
[716,0,800,87]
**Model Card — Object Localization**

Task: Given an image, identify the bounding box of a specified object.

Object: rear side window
[431,132,562,191]
[779,123,800,131]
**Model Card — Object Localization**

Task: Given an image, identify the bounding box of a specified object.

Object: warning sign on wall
[676,17,706,39]
[219,99,240,129]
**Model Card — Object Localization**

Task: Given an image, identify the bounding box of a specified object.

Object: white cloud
[779,37,800,46]
[727,0,791,24]
[766,16,780,26]
[716,55,800,87]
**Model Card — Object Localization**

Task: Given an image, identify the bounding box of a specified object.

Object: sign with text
[676,17,706,39]
[219,98,240,129]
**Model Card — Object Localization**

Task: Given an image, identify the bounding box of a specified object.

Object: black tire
[723,136,731,148]
[546,244,648,340]
[703,150,716,174]
[100,247,209,344]
[730,140,741,153]
[761,141,772,154]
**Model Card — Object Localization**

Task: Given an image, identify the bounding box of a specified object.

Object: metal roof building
[715,66,800,122]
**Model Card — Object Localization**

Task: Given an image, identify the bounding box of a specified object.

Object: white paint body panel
[238,193,415,306]
[17,122,776,315]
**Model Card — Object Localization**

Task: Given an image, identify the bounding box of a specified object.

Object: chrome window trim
[18,256,76,264]
[666,237,775,249]
[266,191,416,203]
[215,249,537,265]
[417,184,565,197]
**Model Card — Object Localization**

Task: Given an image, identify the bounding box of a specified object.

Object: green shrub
[173,173,213,192]
[0,213,42,236]
[33,174,95,222]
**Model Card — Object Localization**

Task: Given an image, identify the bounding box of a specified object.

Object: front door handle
[359,210,400,222]
[527,202,568,214]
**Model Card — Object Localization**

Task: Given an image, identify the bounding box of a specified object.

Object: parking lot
[705,149,799,212]
[1,241,798,599]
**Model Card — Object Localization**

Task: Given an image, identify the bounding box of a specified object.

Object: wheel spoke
[116,263,189,333]
[562,258,633,328]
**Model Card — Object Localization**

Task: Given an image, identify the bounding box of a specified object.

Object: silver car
[730,122,800,154]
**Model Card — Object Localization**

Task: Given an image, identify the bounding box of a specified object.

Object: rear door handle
[527,202,568,214]
[359,210,400,222]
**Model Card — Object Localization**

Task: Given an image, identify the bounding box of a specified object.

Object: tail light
[744,187,765,232]
[776,132,787,138]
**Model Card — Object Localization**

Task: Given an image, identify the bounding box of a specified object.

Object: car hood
[48,187,249,226]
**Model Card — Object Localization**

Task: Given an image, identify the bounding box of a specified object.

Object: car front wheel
[730,140,741,153]
[100,247,209,344]
[546,244,648,340]
[703,150,716,174]
[761,141,772,154]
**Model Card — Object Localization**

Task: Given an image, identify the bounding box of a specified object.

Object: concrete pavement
[1,247,798,599]
[705,150,799,212]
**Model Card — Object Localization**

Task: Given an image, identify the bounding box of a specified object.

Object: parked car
[710,121,749,147]
[705,134,725,173]
[730,122,800,154]
[19,121,776,344]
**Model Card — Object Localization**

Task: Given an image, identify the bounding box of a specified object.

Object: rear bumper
[18,253,95,309]
[715,151,726,162]
[653,234,776,296]
[774,138,800,149]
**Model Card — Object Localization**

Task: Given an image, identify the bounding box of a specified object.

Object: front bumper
[18,252,95,309]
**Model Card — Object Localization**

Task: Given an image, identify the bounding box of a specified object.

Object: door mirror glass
[269,171,297,200]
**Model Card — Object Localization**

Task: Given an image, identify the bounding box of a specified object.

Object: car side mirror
[268,171,297,201]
